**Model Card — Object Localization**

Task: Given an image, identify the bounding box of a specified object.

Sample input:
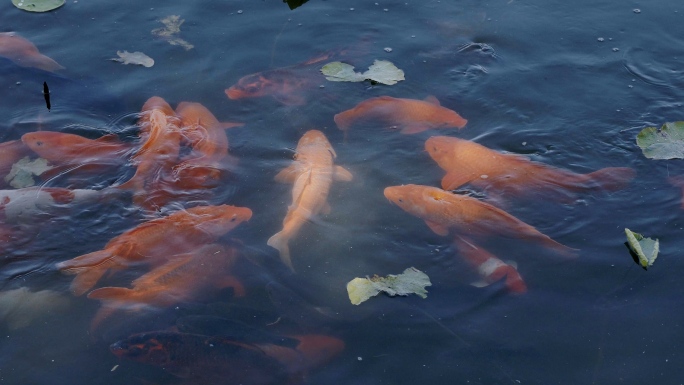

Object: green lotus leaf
[12,0,64,12]
[636,121,684,159]
[321,60,405,85]
[347,267,431,305]
[625,228,659,268]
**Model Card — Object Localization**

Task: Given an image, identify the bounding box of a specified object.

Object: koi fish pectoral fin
[87,287,137,302]
[333,166,353,182]
[424,220,449,236]
[273,92,307,106]
[424,95,441,106]
[441,171,473,191]
[399,123,429,135]
[275,164,302,184]
[320,202,331,215]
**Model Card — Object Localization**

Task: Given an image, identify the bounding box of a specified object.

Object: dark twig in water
[43,81,51,111]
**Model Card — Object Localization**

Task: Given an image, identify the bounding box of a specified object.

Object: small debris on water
[350,7,354,10]
[633,8,641,14]
[612,47,620,52]
[358,356,363,361]
[111,365,119,372]
[237,9,243,14]
[384,47,393,52]
[383,8,389,11]
[597,37,605,42]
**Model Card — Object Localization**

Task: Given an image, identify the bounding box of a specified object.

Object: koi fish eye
[230,214,237,222]
[36,141,44,146]
[398,198,404,202]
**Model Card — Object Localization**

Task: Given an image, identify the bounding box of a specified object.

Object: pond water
[1,0,684,384]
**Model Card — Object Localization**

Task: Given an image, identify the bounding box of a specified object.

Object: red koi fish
[453,236,527,293]
[225,52,337,106]
[425,136,636,199]
[111,331,344,385]
[0,32,63,72]
[56,205,252,296]
[87,244,245,332]
[334,96,467,135]
[172,102,243,189]
[0,140,32,187]
[383,184,575,256]
[117,96,182,210]
[268,130,353,270]
[21,132,132,180]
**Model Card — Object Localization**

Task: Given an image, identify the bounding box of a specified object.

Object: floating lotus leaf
[347,267,431,305]
[12,0,64,12]
[625,228,659,268]
[110,51,154,67]
[636,121,684,159]
[321,60,405,85]
[4,156,53,188]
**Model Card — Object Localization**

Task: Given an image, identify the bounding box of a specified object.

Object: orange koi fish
[225,52,336,106]
[56,205,252,296]
[21,132,132,179]
[267,130,352,270]
[453,236,527,293]
[425,136,636,199]
[0,140,32,187]
[334,96,467,135]
[117,96,182,209]
[111,331,344,385]
[0,32,63,72]
[87,244,245,331]
[172,102,243,189]
[383,184,575,256]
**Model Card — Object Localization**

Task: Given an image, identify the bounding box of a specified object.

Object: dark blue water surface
[2,0,684,384]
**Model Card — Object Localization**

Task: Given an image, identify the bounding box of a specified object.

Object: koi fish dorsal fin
[424,220,449,236]
[333,166,353,182]
[441,170,474,190]
[424,95,440,106]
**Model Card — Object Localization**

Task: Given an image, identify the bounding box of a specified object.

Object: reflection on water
[1,0,684,384]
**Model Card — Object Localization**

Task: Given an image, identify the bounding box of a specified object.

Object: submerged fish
[425,136,636,199]
[453,236,527,293]
[172,101,243,189]
[0,32,64,72]
[56,205,252,296]
[0,287,69,330]
[225,52,338,106]
[267,130,353,270]
[0,140,32,187]
[117,96,182,210]
[383,184,575,256]
[0,187,104,226]
[111,331,344,385]
[21,131,132,180]
[87,244,245,332]
[334,96,467,135]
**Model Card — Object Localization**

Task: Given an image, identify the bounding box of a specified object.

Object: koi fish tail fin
[89,304,119,335]
[267,232,294,272]
[333,111,353,132]
[69,265,110,296]
[585,167,636,192]
[57,250,115,296]
[503,265,527,294]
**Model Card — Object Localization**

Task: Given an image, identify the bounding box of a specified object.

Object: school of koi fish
[0,31,639,384]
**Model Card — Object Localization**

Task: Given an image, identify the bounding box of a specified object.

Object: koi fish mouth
[225,87,243,100]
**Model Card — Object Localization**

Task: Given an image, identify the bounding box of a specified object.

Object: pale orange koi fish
[453,236,527,293]
[267,130,352,270]
[172,101,243,190]
[334,96,467,135]
[117,96,182,210]
[56,205,252,296]
[0,32,63,72]
[425,136,636,199]
[383,184,575,256]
